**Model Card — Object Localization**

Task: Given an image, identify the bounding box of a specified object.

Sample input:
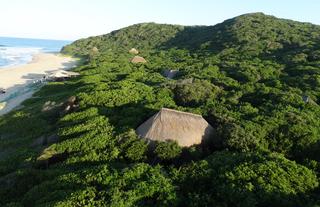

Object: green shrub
[174,79,218,107]
[154,141,182,160]
[119,130,148,162]
[175,151,319,207]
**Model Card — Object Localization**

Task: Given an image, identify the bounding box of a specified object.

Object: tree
[175,151,319,207]
[119,129,148,162]
[154,141,182,161]
[174,79,219,107]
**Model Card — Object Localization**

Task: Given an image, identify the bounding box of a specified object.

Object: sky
[0,0,319,40]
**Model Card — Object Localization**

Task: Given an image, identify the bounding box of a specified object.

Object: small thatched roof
[131,56,147,63]
[89,47,99,53]
[136,108,214,147]
[129,48,139,55]
[163,69,179,79]
[48,70,80,79]
[0,102,6,110]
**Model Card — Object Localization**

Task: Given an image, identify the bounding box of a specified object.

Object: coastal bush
[174,79,218,107]
[119,130,148,162]
[154,141,182,161]
[174,151,319,207]
[1,13,320,206]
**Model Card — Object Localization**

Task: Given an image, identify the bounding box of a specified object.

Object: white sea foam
[0,47,43,68]
[0,36,71,69]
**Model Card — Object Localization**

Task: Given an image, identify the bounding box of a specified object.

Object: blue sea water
[0,37,71,68]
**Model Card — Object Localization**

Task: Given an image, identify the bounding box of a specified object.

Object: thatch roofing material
[136,108,214,147]
[131,56,147,63]
[0,102,6,110]
[129,48,139,55]
[48,70,80,79]
[91,47,99,53]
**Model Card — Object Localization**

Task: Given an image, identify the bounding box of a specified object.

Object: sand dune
[0,53,77,115]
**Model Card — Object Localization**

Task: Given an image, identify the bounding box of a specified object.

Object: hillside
[1,13,320,206]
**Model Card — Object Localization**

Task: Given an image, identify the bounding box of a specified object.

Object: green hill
[1,13,320,206]
[62,12,320,56]
[61,22,185,56]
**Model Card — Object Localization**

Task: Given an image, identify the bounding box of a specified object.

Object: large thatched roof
[136,108,214,147]
[131,56,147,63]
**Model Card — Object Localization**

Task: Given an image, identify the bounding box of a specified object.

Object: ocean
[0,37,71,68]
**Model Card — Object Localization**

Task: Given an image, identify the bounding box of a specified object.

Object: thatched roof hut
[131,56,147,63]
[136,108,214,147]
[129,48,139,55]
[163,69,179,79]
[47,70,80,81]
[92,47,99,53]
[0,102,6,110]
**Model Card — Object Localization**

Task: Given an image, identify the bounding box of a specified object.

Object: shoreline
[0,53,77,116]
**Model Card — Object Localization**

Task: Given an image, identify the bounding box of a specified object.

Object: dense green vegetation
[1,13,320,206]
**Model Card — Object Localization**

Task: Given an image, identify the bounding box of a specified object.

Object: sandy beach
[0,53,77,115]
